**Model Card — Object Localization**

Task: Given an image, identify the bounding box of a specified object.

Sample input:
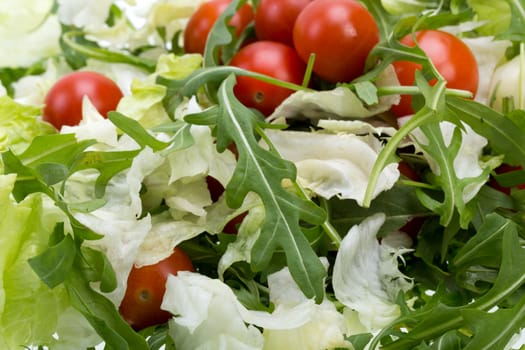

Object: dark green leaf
[453,213,509,269]
[213,74,327,302]
[447,97,525,168]
[462,296,525,350]
[80,246,118,293]
[65,267,149,350]
[347,333,373,350]
[71,149,141,197]
[330,183,432,237]
[28,228,76,289]
[108,111,170,151]
[61,31,156,72]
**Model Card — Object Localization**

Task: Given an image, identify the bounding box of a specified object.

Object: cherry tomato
[293,0,379,83]
[43,71,123,129]
[119,247,194,330]
[254,0,312,46]
[184,0,254,55]
[229,40,306,115]
[391,30,479,117]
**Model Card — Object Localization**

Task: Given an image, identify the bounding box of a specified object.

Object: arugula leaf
[330,183,432,237]
[200,74,327,302]
[203,0,250,68]
[462,295,525,350]
[452,213,510,269]
[447,97,525,168]
[414,120,489,229]
[60,30,156,72]
[108,112,170,151]
[372,218,525,349]
[65,266,149,350]
[70,149,141,198]
[27,224,76,289]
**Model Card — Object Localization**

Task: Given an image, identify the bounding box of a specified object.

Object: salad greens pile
[1,0,525,349]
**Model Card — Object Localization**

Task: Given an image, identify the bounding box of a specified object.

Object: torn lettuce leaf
[332,213,413,331]
[264,129,400,206]
[0,174,100,349]
[267,65,400,122]
[0,96,55,157]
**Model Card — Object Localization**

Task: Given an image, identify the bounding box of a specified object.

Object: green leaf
[431,330,465,350]
[353,80,379,105]
[203,0,249,68]
[16,133,95,169]
[363,106,438,207]
[79,246,117,293]
[359,0,399,41]
[496,0,525,42]
[414,120,487,228]
[213,74,327,302]
[469,222,525,310]
[71,149,141,197]
[375,217,525,350]
[2,149,55,201]
[330,183,432,237]
[453,213,510,269]
[27,226,76,289]
[462,296,525,350]
[108,111,170,151]
[65,267,149,350]
[446,97,525,168]
[347,333,373,350]
[61,31,156,72]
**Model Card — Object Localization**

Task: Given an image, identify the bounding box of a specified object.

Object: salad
[1,0,525,349]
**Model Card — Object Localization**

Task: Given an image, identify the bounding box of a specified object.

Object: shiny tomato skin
[184,0,254,55]
[254,0,312,46]
[229,40,306,115]
[119,247,194,330]
[43,71,123,129]
[293,0,379,83]
[391,30,479,117]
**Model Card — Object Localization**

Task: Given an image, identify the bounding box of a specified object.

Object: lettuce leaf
[0,174,93,348]
[0,96,55,157]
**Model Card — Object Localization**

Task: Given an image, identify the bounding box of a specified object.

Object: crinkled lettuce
[264,128,400,206]
[0,96,55,157]
[161,265,350,350]
[0,174,100,349]
[333,213,413,331]
[0,1,60,67]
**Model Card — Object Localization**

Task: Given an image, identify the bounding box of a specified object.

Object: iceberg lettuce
[333,213,413,331]
[0,96,55,157]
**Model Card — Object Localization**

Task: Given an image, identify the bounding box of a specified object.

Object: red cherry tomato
[119,247,194,330]
[293,0,379,83]
[254,0,312,46]
[184,0,254,55]
[229,40,306,115]
[391,30,479,117]
[43,71,123,129]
